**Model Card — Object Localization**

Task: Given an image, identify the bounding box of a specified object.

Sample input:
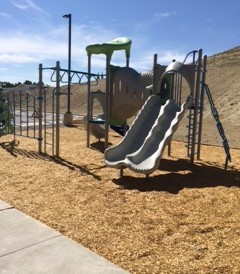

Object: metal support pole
[197,54,207,160]
[152,54,158,95]
[126,56,130,67]
[67,15,71,113]
[120,169,123,177]
[63,13,73,126]
[87,55,91,147]
[104,54,111,150]
[190,49,202,164]
[55,61,61,157]
[38,63,43,154]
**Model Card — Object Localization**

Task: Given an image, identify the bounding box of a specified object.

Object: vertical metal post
[120,169,123,177]
[24,93,29,137]
[38,63,43,154]
[63,13,73,126]
[55,61,60,157]
[87,55,91,147]
[197,54,207,160]
[44,87,47,153]
[19,91,22,135]
[13,91,16,140]
[33,99,36,138]
[104,54,111,150]
[67,14,71,113]
[152,54,158,95]
[52,89,55,155]
[126,56,130,67]
[63,13,72,113]
[190,49,202,164]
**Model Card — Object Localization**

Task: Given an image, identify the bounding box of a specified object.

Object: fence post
[55,61,60,157]
[38,64,43,154]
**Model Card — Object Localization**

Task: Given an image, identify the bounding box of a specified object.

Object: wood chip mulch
[0,125,240,274]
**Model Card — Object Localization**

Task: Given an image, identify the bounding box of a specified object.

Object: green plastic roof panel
[86,37,132,59]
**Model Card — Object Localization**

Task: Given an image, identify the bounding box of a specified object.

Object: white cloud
[0,23,121,83]
[0,32,69,63]
[10,0,27,10]
[10,0,51,16]
[153,12,176,21]
[130,49,186,72]
[0,12,11,18]
[136,11,176,30]
[0,53,39,63]
[11,0,38,10]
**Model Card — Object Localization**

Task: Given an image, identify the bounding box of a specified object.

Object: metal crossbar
[45,67,105,85]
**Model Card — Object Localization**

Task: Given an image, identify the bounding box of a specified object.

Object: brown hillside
[201,47,240,148]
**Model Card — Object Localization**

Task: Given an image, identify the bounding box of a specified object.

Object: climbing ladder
[41,87,59,156]
[203,83,231,169]
[186,98,202,159]
[0,87,58,156]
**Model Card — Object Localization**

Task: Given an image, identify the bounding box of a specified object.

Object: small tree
[24,80,33,85]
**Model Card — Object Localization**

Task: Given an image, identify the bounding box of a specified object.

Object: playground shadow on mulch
[1,139,239,194]
[0,140,102,180]
[112,158,240,194]
[0,140,46,159]
[89,141,113,153]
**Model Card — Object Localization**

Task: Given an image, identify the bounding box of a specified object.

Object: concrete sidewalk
[0,200,129,274]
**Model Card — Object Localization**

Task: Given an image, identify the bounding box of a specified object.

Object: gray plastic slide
[105,95,191,174]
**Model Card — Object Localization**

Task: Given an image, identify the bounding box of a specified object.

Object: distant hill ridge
[208,45,240,67]
[210,45,240,58]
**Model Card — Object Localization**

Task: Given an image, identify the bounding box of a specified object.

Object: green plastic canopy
[86,37,132,59]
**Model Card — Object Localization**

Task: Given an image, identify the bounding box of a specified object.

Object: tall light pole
[63,13,73,126]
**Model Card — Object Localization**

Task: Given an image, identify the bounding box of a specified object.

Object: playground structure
[0,65,61,156]
[0,62,101,156]
[0,37,231,175]
[85,38,165,147]
[84,38,231,175]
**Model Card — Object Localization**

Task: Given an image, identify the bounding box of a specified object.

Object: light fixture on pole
[63,13,73,126]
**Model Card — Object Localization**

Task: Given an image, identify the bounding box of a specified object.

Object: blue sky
[0,0,239,84]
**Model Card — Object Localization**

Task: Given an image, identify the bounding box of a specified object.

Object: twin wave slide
[104,95,191,174]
